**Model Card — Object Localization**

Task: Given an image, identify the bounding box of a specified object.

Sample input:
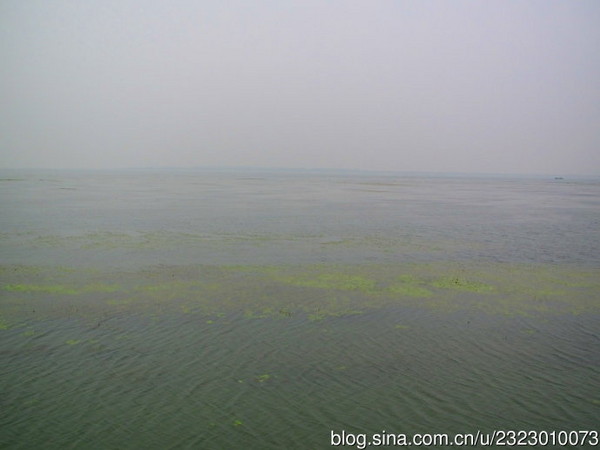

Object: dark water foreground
[1,262,599,449]
[1,171,599,448]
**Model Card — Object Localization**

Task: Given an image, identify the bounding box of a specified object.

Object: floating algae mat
[1,262,598,327]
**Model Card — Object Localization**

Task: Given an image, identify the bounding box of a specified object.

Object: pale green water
[1,170,599,448]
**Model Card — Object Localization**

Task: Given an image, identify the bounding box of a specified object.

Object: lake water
[1,169,599,448]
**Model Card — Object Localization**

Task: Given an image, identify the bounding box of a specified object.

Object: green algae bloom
[281,272,376,292]
[1,262,598,326]
[387,284,432,298]
[4,283,120,295]
[431,277,495,293]
[4,284,80,295]
[256,374,271,383]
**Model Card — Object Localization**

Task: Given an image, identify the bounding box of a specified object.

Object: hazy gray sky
[1,0,599,174]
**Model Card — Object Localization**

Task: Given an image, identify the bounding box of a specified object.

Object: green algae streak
[431,277,495,293]
[1,263,598,329]
[388,285,432,297]
[278,273,377,292]
[4,283,120,295]
[4,284,80,295]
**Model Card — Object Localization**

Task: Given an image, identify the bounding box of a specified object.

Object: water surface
[1,170,599,448]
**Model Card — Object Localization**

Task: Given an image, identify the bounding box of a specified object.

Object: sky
[1,0,599,175]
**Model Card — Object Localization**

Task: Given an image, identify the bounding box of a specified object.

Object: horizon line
[0,165,598,179]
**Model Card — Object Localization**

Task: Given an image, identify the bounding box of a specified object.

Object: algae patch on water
[3,283,120,295]
[1,263,598,326]
[387,275,432,298]
[255,374,271,383]
[278,272,377,293]
[4,284,80,295]
[431,277,495,293]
